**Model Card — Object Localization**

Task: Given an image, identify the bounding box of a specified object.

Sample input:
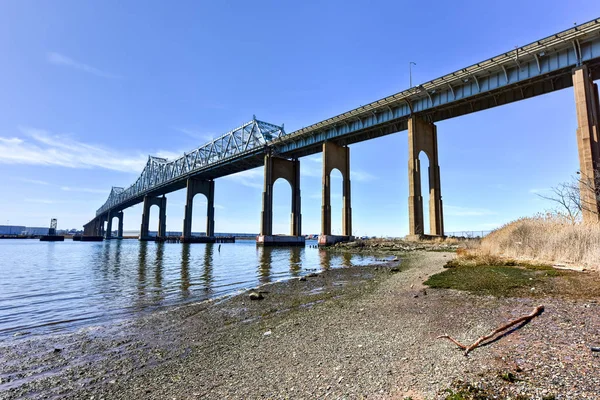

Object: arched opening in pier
[418,150,431,235]
[109,215,119,237]
[147,204,161,238]
[191,193,209,236]
[330,168,343,235]
[272,178,292,235]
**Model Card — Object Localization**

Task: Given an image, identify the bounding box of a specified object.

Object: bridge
[84,18,600,245]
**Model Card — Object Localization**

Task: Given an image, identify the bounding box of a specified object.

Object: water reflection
[113,240,122,273]
[137,241,147,297]
[153,243,165,302]
[342,252,352,267]
[181,243,191,297]
[289,247,301,276]
[202,244,214,293]
[257,246,272,284]
[319,249,331,270]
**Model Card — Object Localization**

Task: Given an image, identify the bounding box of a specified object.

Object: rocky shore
[1,250,599,399]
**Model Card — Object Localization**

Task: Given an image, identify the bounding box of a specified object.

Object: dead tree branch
[437,305,544,356]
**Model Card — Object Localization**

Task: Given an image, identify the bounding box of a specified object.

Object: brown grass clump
[476,215,600,271]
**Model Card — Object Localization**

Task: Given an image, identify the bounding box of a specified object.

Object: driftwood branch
[437,305,544,356]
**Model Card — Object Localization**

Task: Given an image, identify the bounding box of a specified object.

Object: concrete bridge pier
[407,116,444,239]
[181,178,215,243]
[573,65,600,222]
[140,195,167,241]
[257,154,304,246]
[105,212,113,239]
[99,215,106,237]
[319,141,352,246]
[117,211,124,238]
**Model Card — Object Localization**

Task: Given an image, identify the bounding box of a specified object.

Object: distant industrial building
[25,227,50,236]
[0,225,50,236]
[0,225,26,235]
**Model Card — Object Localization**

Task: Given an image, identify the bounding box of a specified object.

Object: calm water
[0,239,378,339]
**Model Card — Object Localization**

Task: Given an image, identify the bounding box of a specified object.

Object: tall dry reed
[478,215,600,270]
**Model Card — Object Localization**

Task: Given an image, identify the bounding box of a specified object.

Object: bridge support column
[117,211,124,239]
[105,213,113,239]
[99,215,106,237]
[257,154,304,246]
[140,195,167,241]
[407,117,444,239]
[319,141,352,246]
[573,65,600,222]
[181,179,216,243]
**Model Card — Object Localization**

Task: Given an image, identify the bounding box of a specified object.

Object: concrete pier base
[257,235,305,247]
[180,236,217,244]
[80,236,104,242]
[405,234,446,242]
[318,235,352,246]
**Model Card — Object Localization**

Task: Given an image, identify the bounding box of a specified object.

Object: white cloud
[12,177,50,186]
[47,52,121,79]
[0,137,23,145]
[24,198,57,204]
[0,127,148,172]
[529,188,550,194]
[174,127,215,142]
[60,186,107,194]
[444,205,496,217]
[351,170,377,182]
[222,168,263,189]
[155,150,185,161]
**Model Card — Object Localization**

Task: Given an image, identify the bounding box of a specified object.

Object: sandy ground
[1,251,599,399]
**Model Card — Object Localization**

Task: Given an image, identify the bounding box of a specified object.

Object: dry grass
[477,215,600,271]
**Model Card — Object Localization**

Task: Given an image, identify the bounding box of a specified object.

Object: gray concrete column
[105,212,113,239]
[158,196,167,238]
[117,211,124,238]
[290,159,302,236]
[206,180,215,237]
[182,179,215,241]
[408,117,444,237]
[140,195,167,241]
[260,155,302,237]
[573,65,600,222]
[140,197,151,240]
[321,142,351,236]
[260,154,274,236]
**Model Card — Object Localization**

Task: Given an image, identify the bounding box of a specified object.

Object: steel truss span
[96,117,286,216]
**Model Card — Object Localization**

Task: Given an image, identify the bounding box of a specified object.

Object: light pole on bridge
[409,61,416,88]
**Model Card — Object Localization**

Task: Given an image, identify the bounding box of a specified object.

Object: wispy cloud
[351,170,377,182]
[173,127,215,142]
[444,205,496,217]
[222,168,263,189]
[12,177,50,186]
[0,127,147,172]
[529,188,550,194]
[60,186,107,194]
[155,150,185,161]
[24,198,57,204]
[47,52,121,79]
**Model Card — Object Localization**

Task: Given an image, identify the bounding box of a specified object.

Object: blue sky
[1,1,599,236]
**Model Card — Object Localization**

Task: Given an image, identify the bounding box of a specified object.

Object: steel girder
[96,117,285,216]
